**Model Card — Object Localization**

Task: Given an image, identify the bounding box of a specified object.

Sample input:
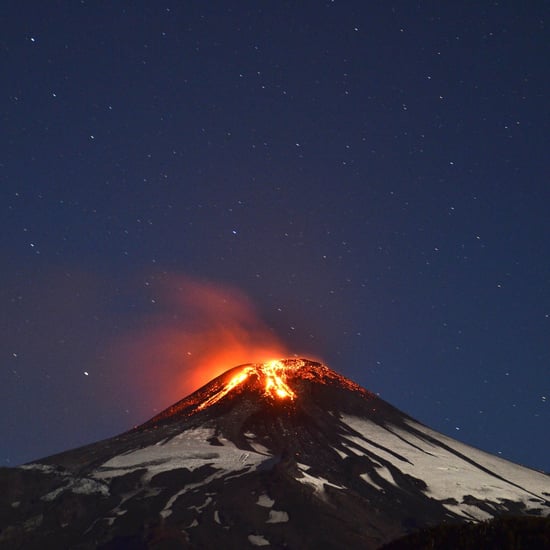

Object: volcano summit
[1,359,549,549]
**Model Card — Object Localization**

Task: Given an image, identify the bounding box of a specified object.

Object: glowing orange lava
[197,359,301,410]
[262,360,296,399]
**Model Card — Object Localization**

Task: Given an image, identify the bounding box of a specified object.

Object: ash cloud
[110,273,290,418]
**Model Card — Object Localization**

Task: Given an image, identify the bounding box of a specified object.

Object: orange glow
[197,359,303,409]
[198,369,252,410]
[112,274,290,410]
[262,359,296,399]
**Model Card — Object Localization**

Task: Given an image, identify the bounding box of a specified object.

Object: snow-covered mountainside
[1,359,549,549]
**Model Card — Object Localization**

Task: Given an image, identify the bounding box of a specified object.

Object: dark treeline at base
[381,515,550,550]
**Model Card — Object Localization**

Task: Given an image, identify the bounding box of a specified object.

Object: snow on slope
[341,415,550,520]
[69,415,547,525]
[93,427,271,482]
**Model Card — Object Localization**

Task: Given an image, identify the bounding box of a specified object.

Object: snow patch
[249,441,271,455]
[341,442,364,456]
[108,488,158,521]
[359,473,384,491]
[248,534,270,546]
[373,464,397,487]
[332,447,348,459]
[72,477,110,496]
[296,463,344,496]
[42,476,109,501]
[266,509,289,523]
[189,496,212,513]
[94,428,269,482]
[444,502,494,521]
[18,463,57,474]
[256,493,274,508]
[23,514,43,530]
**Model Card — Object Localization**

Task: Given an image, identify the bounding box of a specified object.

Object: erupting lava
[142,358,374,427]
[198,359,301,410]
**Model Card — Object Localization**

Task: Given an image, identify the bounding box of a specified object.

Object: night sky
[2,2,549,472]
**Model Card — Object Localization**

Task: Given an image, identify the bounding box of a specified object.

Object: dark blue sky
[2,2,549,471]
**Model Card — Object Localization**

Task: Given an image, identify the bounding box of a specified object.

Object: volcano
[1,359,549,549]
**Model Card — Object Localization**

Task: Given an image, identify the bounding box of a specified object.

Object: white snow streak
[341,414,550,519]
[256,493,275,508]
[296,462,344,496]
[94,428,268,481]
[248,534,270,546]
[266,509,289,523]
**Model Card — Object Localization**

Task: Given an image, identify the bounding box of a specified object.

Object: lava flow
[197,359,302,410]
